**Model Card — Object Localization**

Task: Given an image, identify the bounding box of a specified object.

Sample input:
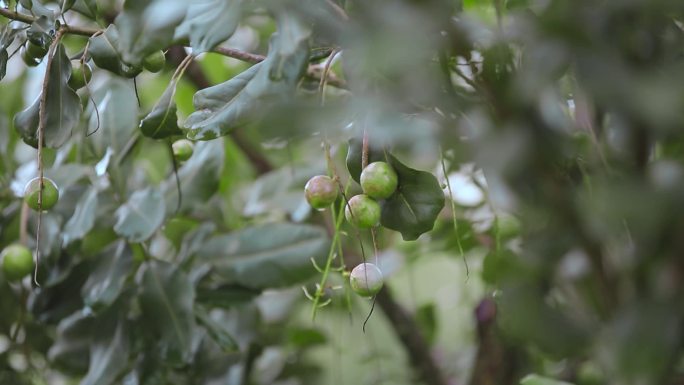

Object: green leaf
[88,25,143,77]
[48,311,92,375]
[196,284,261,308]
[27,15,55,49]
[114,186,166,242]
[139,80,182,139]
[380,155,445,241]
[174,0,243,53]
[162,140,224,214]
[183,12,310,140]
[14,44,82,148]
[70,0,98,18]
[415,303,438,345]
[81,241,133,312]
[87,77,139,157]
[80,305,130,385]
[195,305,238,352]
[62,187,98,246]
[138,260,199,366]
[520,374,575,385]
[196,223,329,289]
[345,137,387,183]
[115,0,187,66]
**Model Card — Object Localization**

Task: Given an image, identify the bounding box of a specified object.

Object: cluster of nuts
[304,161,399,298]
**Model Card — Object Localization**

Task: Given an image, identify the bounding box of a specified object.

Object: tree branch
[0,7,98,36]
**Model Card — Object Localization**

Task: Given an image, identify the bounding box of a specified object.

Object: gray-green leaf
[183,12,310,140]
[63,187,98,246]
[139,79,181,139]
[381,155,445,241]
[138,260,199,366]
[174,0,243,53]
[196,223,329,289]
[81,241,133,312]
[114,187,166,242]
[14,44,82,148]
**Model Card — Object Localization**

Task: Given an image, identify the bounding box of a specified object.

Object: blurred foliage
[0,0,683,384]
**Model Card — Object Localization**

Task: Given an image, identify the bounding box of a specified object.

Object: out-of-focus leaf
[196,284,261,308]
[381,155,445,241]
[87,78,139,156]
[80,305,130,385]
[138,260,198,366]
[62,187,98,246]
[139,80,181,139]
[183,12,310,140]
[415,303,438,345]
[196,223,329,289]
[520,374,574,385]
[286,327,327,348]
[115,0,187,65]
[0,24,19,81]
[71,0,98,18]
[14,44,82,148]
[114,187,166,242]
[162,140,224,214]
[81,241,133,312]
[195,305,238,352]
[174,0,243,53]
[88,25,142,77]
[48,311,93,375]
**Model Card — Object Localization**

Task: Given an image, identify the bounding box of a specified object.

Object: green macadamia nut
[345,194,381,228]
[1,244,33,281]
[172,139,194,162]
[349,262,384,297]
[304,175,338,210]
[23,177,59,211]
[143,50,166,73]
[68,61,93,90]
[360,161,398,199]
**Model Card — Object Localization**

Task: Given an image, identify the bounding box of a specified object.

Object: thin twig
[212,46,265,63]
[0,7,99,36]
[34,29,66,287]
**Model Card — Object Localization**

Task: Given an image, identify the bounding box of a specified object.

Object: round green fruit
[21,46,41,67]
[349,262,383,297]
[304,175,338,210]
[1,244,33,281]
[25,40,48,59]
[172,139,194,162]
[345,194,381,228]
[23,177,59,211]
[143,50,166,73]
[68,61,92,90]
[360,161,398,199]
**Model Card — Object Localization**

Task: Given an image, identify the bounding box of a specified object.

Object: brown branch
[0,7,99,36]
[212,46,265,64]
[166,46,274,175]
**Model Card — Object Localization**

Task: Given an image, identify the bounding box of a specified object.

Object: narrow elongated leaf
[139,80,181,139]
[114,187,166,242]
[62,187,98,246]
[174,0,243,53]
[81,241,133,312]
[381,155,445,240]
[183,12,310,140]
[14,44,82,148]
[115,0,187,65]
[195,305,238,352]
[162,140,224,214]
[80,305,130,385]
[138,260,198,366]
[197,223,329,289]
[88,25,142,77]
